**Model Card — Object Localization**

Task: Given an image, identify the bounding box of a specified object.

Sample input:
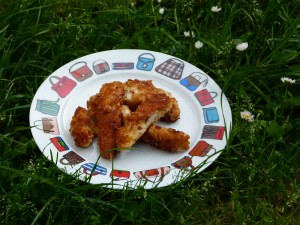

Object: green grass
[1,0,300,224]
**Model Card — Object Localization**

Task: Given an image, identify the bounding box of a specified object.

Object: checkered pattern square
[155,58,184,80]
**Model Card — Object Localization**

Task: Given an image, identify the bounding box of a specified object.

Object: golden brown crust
[87,81,124,159]
[70,106,94,147]
[124,79,180,121]
[120,103,189,151]
[116,92,173,149]
[70,79,189,160]
[161,100,180,122]
[141,125,190,152]
[156,88,181,122]
[123,79,156,109]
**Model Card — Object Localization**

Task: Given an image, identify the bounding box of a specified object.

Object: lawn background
[1,0,300,224]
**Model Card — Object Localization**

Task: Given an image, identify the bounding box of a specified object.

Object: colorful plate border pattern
[29,49,232,189]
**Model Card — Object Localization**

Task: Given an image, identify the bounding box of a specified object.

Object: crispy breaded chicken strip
[70,106,94,147]
[141,125,190,152]
[121,105,189,151]
[116,93,173,149]
[123,79,155,109]
[87,81,124,160]
[71,79,185,159]
[124,79,180,122]
[86,94,100,135]
[156,88,180,122]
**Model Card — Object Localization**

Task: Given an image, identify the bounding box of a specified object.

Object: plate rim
[29,49,232,189]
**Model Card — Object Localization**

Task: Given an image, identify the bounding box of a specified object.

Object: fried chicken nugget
[141,125,190,152]
[70,106,94,147]
[121,105,190,152]
[87,81,124,160]
[116,93,173,149]
[124,79,180,122]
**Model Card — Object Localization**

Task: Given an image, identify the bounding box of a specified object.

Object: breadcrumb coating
[70,79,189,160]
[70,106,94,148]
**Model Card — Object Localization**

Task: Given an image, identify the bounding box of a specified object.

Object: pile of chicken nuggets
[70,79,190,160]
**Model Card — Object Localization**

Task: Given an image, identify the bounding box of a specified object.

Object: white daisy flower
[195,40,204,49]
[159,7,165,15]
[281,77,296,84]
[157,0,161,3]
[236,42,248,51]
[183,31,195,37]
[211,6,222,12]
[241,110,255,122]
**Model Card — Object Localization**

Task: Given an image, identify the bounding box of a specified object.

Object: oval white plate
[29,49,232,189]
